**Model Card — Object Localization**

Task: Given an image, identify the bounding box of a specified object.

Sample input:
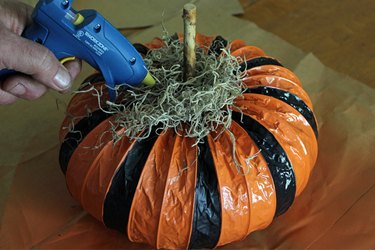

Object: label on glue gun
[74,30,108,57]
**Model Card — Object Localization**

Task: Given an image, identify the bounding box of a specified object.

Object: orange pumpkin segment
[127,130,175,246]
[231,46,266,62]
[156,135,198,249]
[177,32,215,49]
[128,130,195,247]
[66,116,115,220]
[242,74,314,109]
[228,122,277,233]
[208,124,276,246]
[145,37,165,49]
[79,129,134,222]
[245,64,302,87]
[228,39,247,52]
[196,33,215,48]
[207,132,251,246]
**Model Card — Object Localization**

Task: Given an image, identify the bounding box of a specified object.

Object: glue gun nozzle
[142,72,156,86]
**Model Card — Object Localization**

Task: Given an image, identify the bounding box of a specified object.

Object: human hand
[0,0,82,104]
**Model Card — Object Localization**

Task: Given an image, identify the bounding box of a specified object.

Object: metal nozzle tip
[142,72,156,86]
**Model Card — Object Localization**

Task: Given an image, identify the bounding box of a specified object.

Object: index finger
[0,1,33,35]
[0,28,72,91]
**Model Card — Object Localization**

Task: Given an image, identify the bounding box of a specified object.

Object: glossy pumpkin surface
[59,34,318,249]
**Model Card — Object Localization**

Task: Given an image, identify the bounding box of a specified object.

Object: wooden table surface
[239,0,375,88]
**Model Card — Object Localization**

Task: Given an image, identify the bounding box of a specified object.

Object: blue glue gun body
[0,0,150,100]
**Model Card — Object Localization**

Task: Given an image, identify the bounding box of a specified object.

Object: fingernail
[53,66,72,90]
[9,83,26,96]
[67,59,82,79]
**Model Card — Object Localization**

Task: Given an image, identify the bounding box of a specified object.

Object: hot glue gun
[0,0,155,100]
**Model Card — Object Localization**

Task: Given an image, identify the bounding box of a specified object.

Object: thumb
[0,28,72,91]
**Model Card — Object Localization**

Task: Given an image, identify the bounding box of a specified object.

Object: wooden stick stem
[183,4,197,81]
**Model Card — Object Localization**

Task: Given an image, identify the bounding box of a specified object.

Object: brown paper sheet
[73,0,244,29]
[20,0,244,28]
[1,4,374,250]
[129,6,305,70]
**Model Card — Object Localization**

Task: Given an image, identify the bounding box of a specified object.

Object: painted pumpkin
[59,34,318,249]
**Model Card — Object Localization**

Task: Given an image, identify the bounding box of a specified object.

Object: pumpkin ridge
[245,65,301,86]
[127,129,177,246]
[184,137,199,249]
[59,109,111,174]
[99,133,136,222]
[188,137,221,249]
[231,45,266,62]
[228,39,247,52]
[102,127,159,232]
[155,130,178,248]
[206,131,252,245]
[239,57,283,72]
[232,111,296,216]
[245,86,318,138]
[243,74,313,108]
[65,115,117,206]
[149,131,180,248]
[228,121,276,233]
[155,134,198,249]
[235,94,317,196]
[78,128,133,222]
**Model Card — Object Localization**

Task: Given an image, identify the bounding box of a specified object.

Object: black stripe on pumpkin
[77,73,105,91]
[171,32,179,42]
[245,86,318,138]
[102,128,159,233]
[239,57,283,72]
[189,138,221,249]
[209,36,228,56]
[133,43,150,56]
[59,110,111,175]
[232,111,296,216]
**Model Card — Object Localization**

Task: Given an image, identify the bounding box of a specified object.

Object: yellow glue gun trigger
[60,56,76,64]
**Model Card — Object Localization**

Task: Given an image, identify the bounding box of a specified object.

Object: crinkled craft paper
[21,0,244,28]
[1,1,374,249]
